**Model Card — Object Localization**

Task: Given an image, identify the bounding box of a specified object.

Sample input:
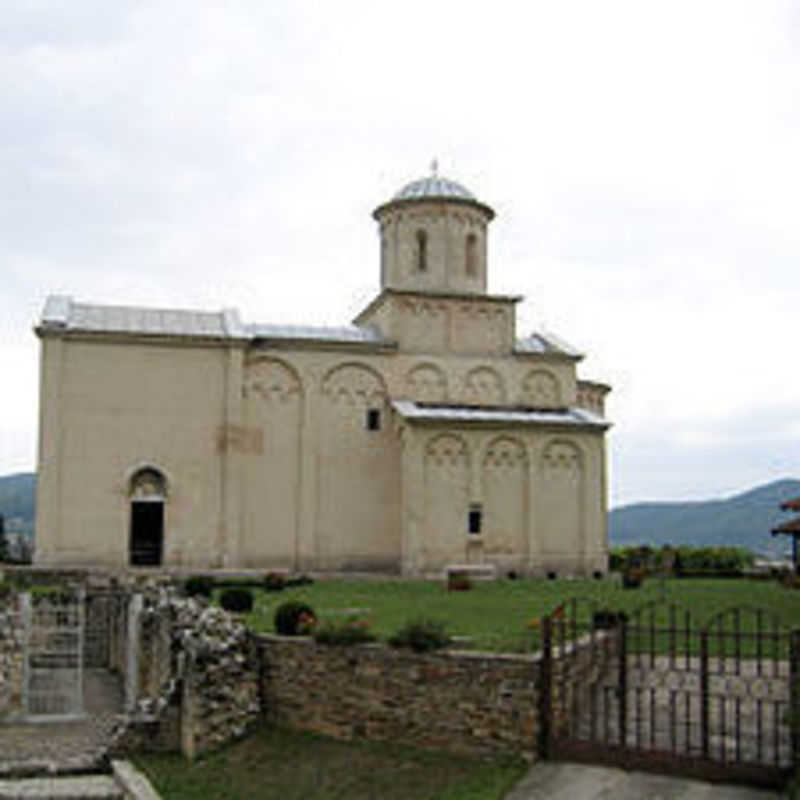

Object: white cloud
[1,0,799,502]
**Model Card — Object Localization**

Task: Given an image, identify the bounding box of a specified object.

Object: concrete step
[0,775,122,799]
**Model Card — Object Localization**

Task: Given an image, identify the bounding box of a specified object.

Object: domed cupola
[373,163,495,295]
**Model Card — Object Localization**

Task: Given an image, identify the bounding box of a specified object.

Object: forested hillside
[609,478,800,556]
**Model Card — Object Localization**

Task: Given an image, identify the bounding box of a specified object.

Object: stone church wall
[37,338,231,568]
[36,330,604,575]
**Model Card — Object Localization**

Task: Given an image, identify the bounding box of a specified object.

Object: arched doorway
[128,468,166,566]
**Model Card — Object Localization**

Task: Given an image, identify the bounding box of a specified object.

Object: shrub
[593,609,627,629]
[274,601,316,636]
[389,618,451,653]
[313,616,376,646]
[622,567,644,589]
[284,574,314,588]
[263,572,285,592]
[447,571,472,591]
[184,575,214,598]
[220,587,254,613]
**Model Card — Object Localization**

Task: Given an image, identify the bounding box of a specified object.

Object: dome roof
[393,174,476,202]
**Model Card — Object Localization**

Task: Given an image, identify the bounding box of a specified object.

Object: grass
[234,576,800,655]
[135,724,527,800]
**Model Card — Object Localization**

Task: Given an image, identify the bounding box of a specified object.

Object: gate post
[617,617,627,749]
[790,629,800,769]
[700,629,710,760]
[539,615,552,759]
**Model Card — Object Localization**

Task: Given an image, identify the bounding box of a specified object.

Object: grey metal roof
[393,175,476,202]
[247,323,385,343]
[38,295,385,344]
[39,295,244,338]
[392,400,608,428]
[515,331,583,358]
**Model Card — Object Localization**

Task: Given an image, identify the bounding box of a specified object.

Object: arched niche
[464,366,506,405]
[521,369,561,407]
[481,437,528,560]
[538,439,585,564]
[405,363,447,403]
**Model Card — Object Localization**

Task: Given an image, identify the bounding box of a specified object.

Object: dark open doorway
[129,501,163,566]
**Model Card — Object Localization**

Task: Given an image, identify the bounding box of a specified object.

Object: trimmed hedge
[274,601,316,636]
[220,587,254,613]
[184,575,215,598]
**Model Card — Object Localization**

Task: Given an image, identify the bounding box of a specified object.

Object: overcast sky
[2,1,798,507]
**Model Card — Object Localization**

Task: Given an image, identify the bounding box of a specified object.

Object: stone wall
[115,593,261,760]
[256,627,616,763]
[258,635,541,761]
[0,594,23,717]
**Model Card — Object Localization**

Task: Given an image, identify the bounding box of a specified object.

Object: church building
[34,169,611,576]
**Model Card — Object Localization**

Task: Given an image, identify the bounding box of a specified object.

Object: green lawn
[136,725,527,800]
[237,576,800,654]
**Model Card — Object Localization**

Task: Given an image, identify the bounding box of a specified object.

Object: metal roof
[40,296,239,338]
[392,400,608,428]
[247,323,385,343]
[393,175,476,202]
[515,331,583,358]
[38,296,387,344]
[39,297,580,356]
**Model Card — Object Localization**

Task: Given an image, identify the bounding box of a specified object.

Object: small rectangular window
[366,409,381,431]
[468,505,482,535]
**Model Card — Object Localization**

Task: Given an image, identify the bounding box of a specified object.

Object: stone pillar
[125,594,142,712]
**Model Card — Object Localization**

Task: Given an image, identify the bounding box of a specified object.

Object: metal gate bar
[22,588,86,720]
[540,598,800,789]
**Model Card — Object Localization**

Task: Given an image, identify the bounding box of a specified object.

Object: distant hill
[0,472,36,538]
[609,478,800,556]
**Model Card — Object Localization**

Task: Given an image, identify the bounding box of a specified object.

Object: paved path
[505,763,785,799]
[0,670,123,776]
[0,775,121,799]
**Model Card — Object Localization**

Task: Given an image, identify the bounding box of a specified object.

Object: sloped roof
[37,295,390,346]
[515,331,583,359]
[39,296,241,338]
[773,517,800,535]
[247,323,385,344]
[392,400,608,429]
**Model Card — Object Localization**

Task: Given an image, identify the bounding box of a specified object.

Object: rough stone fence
[0,578,612,765]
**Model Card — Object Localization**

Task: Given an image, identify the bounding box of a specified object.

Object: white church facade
[34,171,611,576]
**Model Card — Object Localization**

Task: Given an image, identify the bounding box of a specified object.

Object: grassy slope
[136,725,527,800]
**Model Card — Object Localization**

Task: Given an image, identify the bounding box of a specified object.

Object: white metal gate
[21,589,85,719]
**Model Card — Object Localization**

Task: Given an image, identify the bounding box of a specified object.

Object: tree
[0,515,7,562]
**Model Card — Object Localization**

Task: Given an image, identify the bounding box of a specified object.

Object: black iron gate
[540,598,800,788]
